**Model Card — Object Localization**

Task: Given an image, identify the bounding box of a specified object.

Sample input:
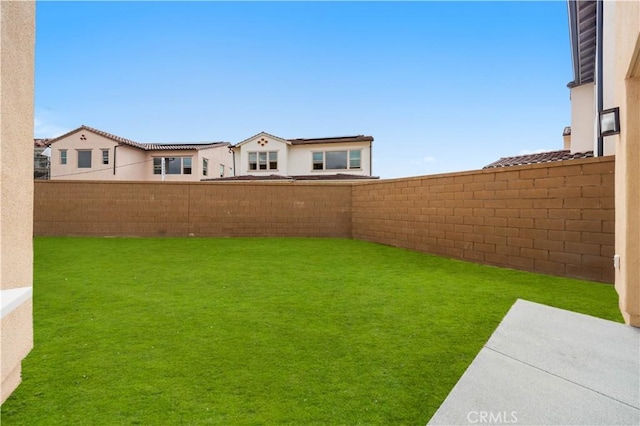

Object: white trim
[1,286,32,319]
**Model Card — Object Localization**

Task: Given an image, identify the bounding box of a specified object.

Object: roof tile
[483,150,594,169]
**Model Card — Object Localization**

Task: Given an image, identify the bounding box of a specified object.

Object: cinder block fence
[34,156,615,283]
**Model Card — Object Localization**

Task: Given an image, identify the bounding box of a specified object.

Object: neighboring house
[565,0,618,157]
[485,0,611,169]
[34,138,51,179]
[223,131,376,181]
[47,125,233,181]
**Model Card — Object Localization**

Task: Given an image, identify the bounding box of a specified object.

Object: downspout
[596,0,604,157]
[113,145,118,175]
[369,140,373,176]
[230,146,236,177]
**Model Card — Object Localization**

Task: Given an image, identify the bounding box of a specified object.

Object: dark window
[78,150,92,168]
[326,151,347,170]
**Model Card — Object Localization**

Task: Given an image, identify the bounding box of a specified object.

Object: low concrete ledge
[1,287,32,319]
[1,287,34,404]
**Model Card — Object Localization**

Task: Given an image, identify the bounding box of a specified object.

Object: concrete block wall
[34,181,353,238]
[352,157,615,283]
[34,156,615,283]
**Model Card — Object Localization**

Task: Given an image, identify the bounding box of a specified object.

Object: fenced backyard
[1,237,621,425]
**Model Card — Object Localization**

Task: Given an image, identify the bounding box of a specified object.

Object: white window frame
[312,149,362,171]
[152,157,193,175]
[101,149,109,165]
[60,149,67,165]
[248,151,278,171]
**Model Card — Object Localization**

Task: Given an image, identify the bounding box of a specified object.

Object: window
[269,152,278,170]
[312,150,362,171]
[349,150,361,169]
[248,151,277,171]
[183,157,192,175]
[219,164,225,178]
[326,151,348,169]
[312,152,323,170]
[77,150,92,168]
[102,149,109,165]
[203,158,208,176]
[152,157,193,175]
[60,150,67,165]
[258,152,267,170]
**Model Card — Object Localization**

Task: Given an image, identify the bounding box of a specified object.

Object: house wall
[34,157,615,283]
[34,181,353,238]
[287,142,371,176]
[50,131,143,180]
[0,0,35,404]
[200,146,233,179]
[569,83,596,153]
[112,145,148,181]
[351,157,615,283]
[234,136,290,176]
[613,0,640,326]
[49,130,232,182]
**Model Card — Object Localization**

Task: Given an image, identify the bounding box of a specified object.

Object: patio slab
[428,299,640,425]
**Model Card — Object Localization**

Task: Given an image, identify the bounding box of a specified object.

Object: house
[565,0,622,157]
[484,0,610,169]
[222,131,376,181]
[567,0,639,326]
[47,125,233,181]
[34,138,51,179]
[482,0,639,326]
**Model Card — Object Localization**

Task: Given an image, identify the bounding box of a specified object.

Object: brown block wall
[352,157,615,283]
[34,157,615,283]
[34,181,353,238]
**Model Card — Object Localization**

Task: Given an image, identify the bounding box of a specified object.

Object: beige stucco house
[47,125,233,181]
[566,0,639,326]
[226,131,375,180]
[565,0,621,157]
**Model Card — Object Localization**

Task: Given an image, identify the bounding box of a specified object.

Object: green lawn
[2,237,622,425]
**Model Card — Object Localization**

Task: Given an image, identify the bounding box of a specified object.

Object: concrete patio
[428,299,640,425]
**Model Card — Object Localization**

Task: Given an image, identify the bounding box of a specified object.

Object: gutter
[596,0,604,157]
[113,144,119,175]
[230,146,236,177]
[567,0,580,86]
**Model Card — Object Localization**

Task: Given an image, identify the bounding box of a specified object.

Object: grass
[1,237,622,425]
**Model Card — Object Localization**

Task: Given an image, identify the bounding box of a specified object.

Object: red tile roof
[45,125,229,151]
[483,150,594,169]
[34,138,51,147]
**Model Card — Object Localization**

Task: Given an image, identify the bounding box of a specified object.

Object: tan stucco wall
[0,0,35,403]
[569,83,596,153]
[614,1,640,326]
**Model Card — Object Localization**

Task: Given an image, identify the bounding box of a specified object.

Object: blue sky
[35,1,572,178]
